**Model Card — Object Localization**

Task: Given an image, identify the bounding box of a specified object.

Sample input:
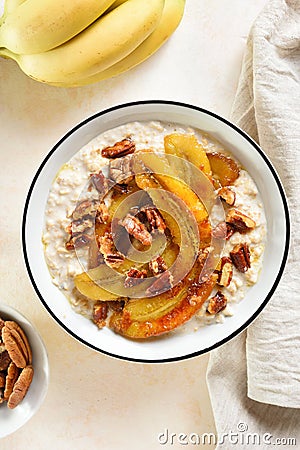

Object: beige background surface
[0,1,267,448]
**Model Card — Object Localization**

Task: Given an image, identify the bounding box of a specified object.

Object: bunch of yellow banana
[0,0,186,87]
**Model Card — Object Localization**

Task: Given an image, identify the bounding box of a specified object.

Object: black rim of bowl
[22,100,290,363]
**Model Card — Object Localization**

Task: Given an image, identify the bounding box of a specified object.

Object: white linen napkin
[207,0,300,446]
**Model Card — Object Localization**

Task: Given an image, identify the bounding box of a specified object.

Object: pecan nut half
[98,232,125,268]
[226,209,256,233]
[7,365,34,409]
[4,362,19,401]
[120,214,152,246]
[66,199,100,251]
[142,207,166,234]
[65,233,92,251]
[207,291,228,314]
[102,138,135,159]
[90,169,109,195]
[218,187,236,206]
[109,154,134,184]
[2,321,32,368]
[230,243,251,272]
[215,257,233,287]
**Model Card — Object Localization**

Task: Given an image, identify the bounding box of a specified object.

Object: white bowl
[22,101,289,363]
[0,303,49,438]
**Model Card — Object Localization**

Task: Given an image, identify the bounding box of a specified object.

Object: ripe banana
[105,0,128,14]
[0,0,117,54]
[1,1,24,28]
[1,0,165,84]
[3,0,25,16]
[51,0,186,87]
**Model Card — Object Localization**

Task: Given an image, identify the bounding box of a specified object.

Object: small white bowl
[0,304,49,438]
[22,101,290,363]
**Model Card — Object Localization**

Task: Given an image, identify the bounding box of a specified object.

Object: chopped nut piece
[146,271,173,295]
[120,214,152,246]
[66,217,94,236]
[109,154,134,184]
[216,257,233,287]
[142,207,166,234]
[230,243,251,272]
[212,222,235,240]
[65,233,92,251]
[124,268,147,288]
[218,187,236,206]
[198,247,215,283]
[98,232,125,268]
[207,291,228,314]
[198,247,210,266]
[102,138,135,159]
[113,183,130,194]
[93,302,108,329]
[96,201,109,224]
[90,170,108,195]
[88,239,104,269]
[66,198,104,251]
[188,273,218,306]
[71,200,97,221]
[226,209,256,233]
[107,300,125,312]
[149,256,167,275]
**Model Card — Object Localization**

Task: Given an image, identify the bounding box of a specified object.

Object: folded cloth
[207,0,300,447]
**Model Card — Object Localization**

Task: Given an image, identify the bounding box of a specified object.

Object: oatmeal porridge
[42,121,266,339]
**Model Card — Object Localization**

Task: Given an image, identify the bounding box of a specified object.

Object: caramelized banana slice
[109,272,216,339]
[74,262,154,300]
[164,133,211,176]
[135,172,161,190]
[135,157,212,249]
[207,152,239,186]
[134,151,209,223]
[160,242,179,267]
[156,175,208,223]
[74,269,120,301]
[198,218,212,249]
